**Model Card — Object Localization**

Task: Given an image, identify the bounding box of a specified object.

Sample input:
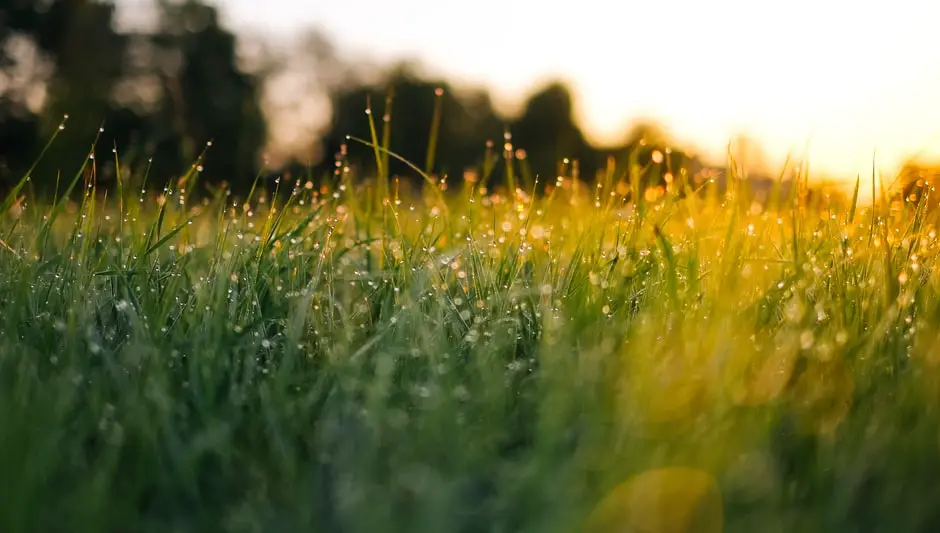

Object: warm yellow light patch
[723,344,799,407]
[584,468,723,533]
[790,358,854,436]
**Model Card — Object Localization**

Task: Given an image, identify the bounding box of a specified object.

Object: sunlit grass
[2,119,940,532]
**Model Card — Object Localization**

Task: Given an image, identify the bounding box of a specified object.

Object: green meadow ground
[3,130,940,533]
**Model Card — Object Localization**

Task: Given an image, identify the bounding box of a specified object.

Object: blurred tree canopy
[509,81,598,181]
[0,0,265,196]
[316,62,504,188]
[315,70,705,194]
[0,0,714,200]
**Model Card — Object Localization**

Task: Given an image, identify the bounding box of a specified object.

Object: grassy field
[2,126,940,533]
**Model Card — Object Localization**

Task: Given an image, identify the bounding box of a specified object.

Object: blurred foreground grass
[2,127,940,533]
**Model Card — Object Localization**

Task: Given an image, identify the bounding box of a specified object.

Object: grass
[3,117,940,533]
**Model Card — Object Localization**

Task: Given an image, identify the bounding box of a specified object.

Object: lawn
[1,129,940,533]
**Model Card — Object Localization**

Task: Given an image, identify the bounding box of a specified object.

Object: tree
[0,0,269,196]
[1,1,128,190]
[143,0,266,191]
[509,81,600,182]
[0,1,150,194]
[595,120,702,198]
[39,1,132,187]
[317,62,503,190]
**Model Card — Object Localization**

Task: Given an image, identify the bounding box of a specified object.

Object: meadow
[2,120,940,533]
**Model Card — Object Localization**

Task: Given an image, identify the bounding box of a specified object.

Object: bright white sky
[212,0,940,183]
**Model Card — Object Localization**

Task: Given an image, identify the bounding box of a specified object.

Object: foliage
[1,1,715,200]
[0,0,265,194]
[317,69,704,195]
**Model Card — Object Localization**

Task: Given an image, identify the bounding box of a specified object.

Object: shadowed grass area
[2,120,940,533]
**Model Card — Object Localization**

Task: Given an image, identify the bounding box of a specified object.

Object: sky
[210,0,940,184]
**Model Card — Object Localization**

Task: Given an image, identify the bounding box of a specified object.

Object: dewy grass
[3,117,940,533]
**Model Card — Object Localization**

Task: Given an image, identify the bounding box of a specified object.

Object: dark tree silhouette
[317,62,503,190]
[0,3,707,202]
[509,81,600,182]
[144,0,266,191]
[1,0,131,190]
[0,0,268,196]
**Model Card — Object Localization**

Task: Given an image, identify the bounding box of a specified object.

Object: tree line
[0,0,755,200]
[1,0,264,196]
